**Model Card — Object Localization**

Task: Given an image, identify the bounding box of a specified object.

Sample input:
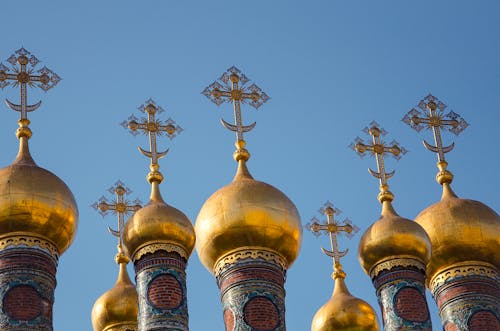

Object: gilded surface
[195,162,302,273]
[134,242,188,261]
[415,187,500,284]
[370,257,425,279]
[0,235,59,259]
[429,261,499,293]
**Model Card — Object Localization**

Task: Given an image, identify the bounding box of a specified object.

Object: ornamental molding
[214,247,287,277]
[133,242,188,261]
[370,256,425,278]
[430,261,499,293]
[0,235,59,259]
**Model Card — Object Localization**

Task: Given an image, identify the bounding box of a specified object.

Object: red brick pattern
[3,285,42,320]
[147,274,183,310]
[243,297,279,330]
[219,266,284,294]
[394,287,429,322]
[223,309,235,331]
[469,310,500,331]
[436,279,500,308]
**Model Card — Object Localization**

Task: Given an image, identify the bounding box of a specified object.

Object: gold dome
[311,276,379,331]
[358,200,431,275]
[415,183,500,282]
[195,160,302,273]
[123,182,195,260]
[0,138,78,254]
[92,254,138,331]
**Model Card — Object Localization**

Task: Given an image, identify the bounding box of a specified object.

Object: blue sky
[1,1,499,330]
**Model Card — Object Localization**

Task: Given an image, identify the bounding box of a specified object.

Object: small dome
[91,254,138,331]
[311,277,379,331]
[0,139,78,254]
[415,183,500,282]
[122,182,195,260]
[358,200,431,275]
[195,160,302,273]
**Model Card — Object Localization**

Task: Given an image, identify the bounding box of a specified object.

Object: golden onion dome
[0,137,78,254]
[415,182,500,282]
[122,181,195,260]
[358,196,431,275]
[311,273,379,331]
[92,253,138,331]
[195,159,302,273]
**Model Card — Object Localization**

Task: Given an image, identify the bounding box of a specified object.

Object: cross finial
[403,94,468,185]
[0,48,61,140]
[350,121,407,203]
[306,201,359,279]
[121,99,182,185]
[202,66,270,162]
[92,180,142,259]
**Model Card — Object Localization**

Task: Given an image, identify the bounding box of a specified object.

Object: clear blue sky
[1,1,499,330]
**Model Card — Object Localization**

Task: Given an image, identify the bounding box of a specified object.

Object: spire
[92,180,142,256]
[0,48,61,163]
[403,94,468,187]
[350,121,406,204]
[306,201,359,280]
[202,66,270,164]
[121,99,182,201]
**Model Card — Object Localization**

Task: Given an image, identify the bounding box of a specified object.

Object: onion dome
[358,195,431,275]
[414,162,500,283]
[311,267,379,331]
[121,100,195,261]
[195,142,302,273]
[92,253,138,331]
[0,134,78,254]
[123,181,195,260]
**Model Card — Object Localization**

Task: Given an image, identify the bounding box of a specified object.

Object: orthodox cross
[402,94,468,163]
[202,66,270,143]
[92,181,142,253]
[0,48,60,136]
[306,201,359,275]
[350,121,406,199]
[121,99,182,182]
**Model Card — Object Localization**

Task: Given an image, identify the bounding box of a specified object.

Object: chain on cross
[121,99,182,183]
[403,94,468,164]
[350,121,407,201]
[202,66,270,153]
[0,48,61,138]
[306,201,359,276]
[92,180,142,253]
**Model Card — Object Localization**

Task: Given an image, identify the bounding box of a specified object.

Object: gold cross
[0,48,61,138]
[92,181,142,253]
[350,121,406,202]
[202,66,270,144]
[121,99,182,183]
[306,201,359,277]
[403,94,468,163]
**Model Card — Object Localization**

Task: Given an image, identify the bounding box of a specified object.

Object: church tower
[121,100,195,331]
[308,201,379,331]
[352,122,433,330]
[0,48,78,331]
[195,67,302,330]
[404,94,500,331]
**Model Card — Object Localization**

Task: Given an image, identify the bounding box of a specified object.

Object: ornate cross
[403,94,468,163]
[0,48,60,137]
[350,121,406,200]
[306,201,359,268]
[202,66,269,143]
[121,99,182,182]
[92,181,142,252]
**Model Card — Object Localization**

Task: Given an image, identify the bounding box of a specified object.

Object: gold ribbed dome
[195,159,302,273]
[0,138,78,254]
[92,254,138,331]
[358,200,431,275]
[415,182,500,282]
[311,275,379,331]
[122,182,195,260]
